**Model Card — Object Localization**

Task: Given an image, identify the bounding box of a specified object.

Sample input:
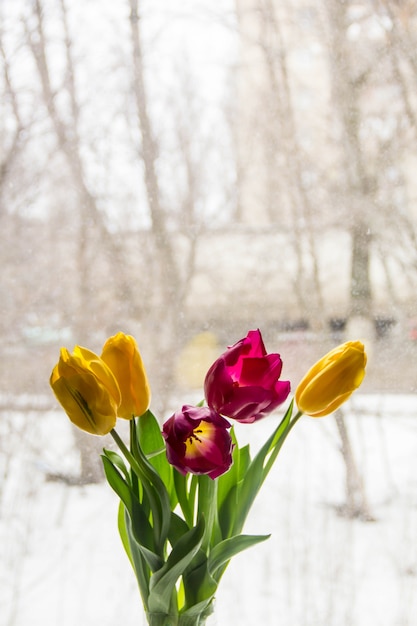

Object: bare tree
[0,34,25,213]
[235,0,330,329]
[323,0,374,324]
[127,0,217,408]
[234,0,381,518]
[334,410,374,520]
[25,0,136,340]
[22,0,142,481]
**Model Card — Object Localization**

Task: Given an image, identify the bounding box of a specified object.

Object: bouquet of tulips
[50,329,366,626]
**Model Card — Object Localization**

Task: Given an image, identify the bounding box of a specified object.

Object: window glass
[1,1,416,624]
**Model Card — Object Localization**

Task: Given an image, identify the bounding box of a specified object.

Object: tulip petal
[101,333,151,419]
[50,372,117,436]
[305,390,354,418]
[74,346,121,405]
[239,355,283,387]
[50,345,120,435]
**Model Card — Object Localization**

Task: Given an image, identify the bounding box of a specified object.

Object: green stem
[197,475,217,553]
[110,427,167,551]
[261,409,303,486]
[110,427,147,484]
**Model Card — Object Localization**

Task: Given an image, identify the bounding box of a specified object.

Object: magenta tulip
[204,329,290,423]
[162,405,233,479]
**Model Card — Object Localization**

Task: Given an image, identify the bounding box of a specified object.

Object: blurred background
[1,0,417,624]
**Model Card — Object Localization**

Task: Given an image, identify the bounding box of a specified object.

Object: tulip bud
[295,341,367,417]
[101,332,151,419]
[50,346,121,435]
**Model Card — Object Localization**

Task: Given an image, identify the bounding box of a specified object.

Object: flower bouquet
[50,329,366,626]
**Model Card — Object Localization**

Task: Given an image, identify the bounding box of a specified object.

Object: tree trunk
[334,410,374,521]
[325,0,374,325]
[350,221,372,318]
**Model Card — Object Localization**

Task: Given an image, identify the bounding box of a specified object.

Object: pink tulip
[204,329,290,423]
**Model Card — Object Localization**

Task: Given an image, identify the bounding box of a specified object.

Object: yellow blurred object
[176,332,220,389]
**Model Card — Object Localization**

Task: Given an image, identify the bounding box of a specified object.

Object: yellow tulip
[295,341,367,417]
[50,346,121,435]
[101,332,151,419]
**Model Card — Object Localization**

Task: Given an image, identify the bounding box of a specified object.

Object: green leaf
[103,452,156,560]
[152,451,177,510]
[189,475,198,520]
[217,428,241,513]
[119,503,151,610]
[101,455,134,514]
[217,432,251,506]
[148,517,205,615]
[179,597,215,626]
[196,475,217,552]
[238,444,251,479]
[208,533,270,577]
[137,411,176,507]
[182,548,217,608]
[124,492,165,572]
[119,505,168,603]
[174,471,194,528]
[102,456,159,570]
[136,542,164,572]
[217,434,251,540]
[261,400,295,481]
[129,421,172,553]
[168,511,190,546]
[217,483,238,540]
[103,448,131,482]
[230,402,294,536]
[118,500,133,566]
[137,409,165,455]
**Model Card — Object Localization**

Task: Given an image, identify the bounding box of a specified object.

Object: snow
[2,394,417,625]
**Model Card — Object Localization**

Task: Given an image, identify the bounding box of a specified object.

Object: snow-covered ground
[2,394,417,626]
